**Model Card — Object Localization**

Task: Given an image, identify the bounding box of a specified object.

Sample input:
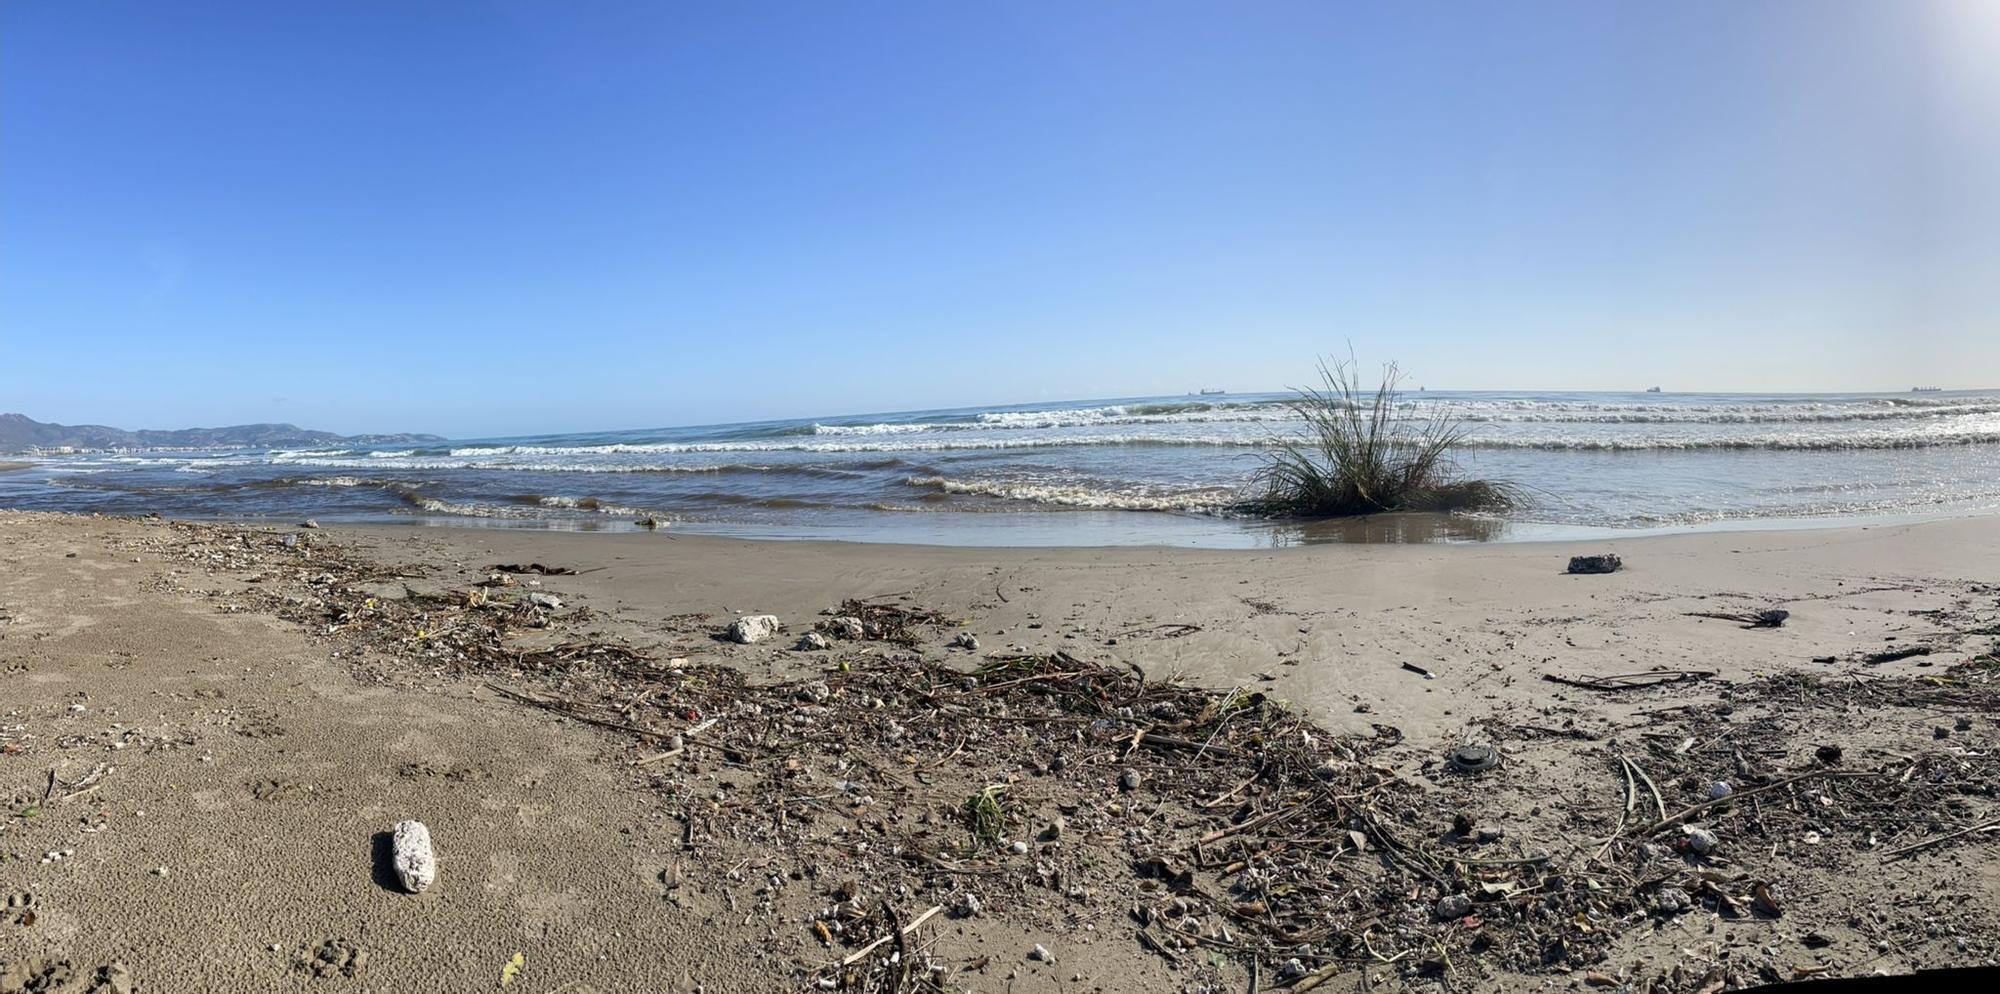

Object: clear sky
[4,1,1997,437]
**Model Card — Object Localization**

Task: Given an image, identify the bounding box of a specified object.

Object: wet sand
[3,510,1997,991]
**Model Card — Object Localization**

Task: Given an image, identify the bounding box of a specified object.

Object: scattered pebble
[1682,826,1719,855]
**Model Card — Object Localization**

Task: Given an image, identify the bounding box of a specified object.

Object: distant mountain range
[0,412,443,452]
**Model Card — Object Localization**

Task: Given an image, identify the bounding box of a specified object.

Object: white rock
[392,819,437,893]
[794,631,831,651]
[526,592,563,610]
[727,615,782,644]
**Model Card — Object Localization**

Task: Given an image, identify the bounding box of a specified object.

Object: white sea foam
[533,495,648,516]
[410,496,542,519]
[905,475,1233,512]
[293,476,379,487]
[806,422,945,436]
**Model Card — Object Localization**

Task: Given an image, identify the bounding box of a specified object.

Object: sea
[6,389,2000,547]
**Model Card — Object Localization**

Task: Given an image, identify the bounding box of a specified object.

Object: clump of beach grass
[1234,357,1519,519]
[962,784,1008,846]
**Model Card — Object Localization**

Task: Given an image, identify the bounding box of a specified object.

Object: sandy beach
[3,510,1997,992]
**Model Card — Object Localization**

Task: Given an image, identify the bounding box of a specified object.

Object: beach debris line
[1109,621,1203,639]
[391,820,437,893]
[813,597,947,646]
[1865,644,1932,664]
[1565,553,1622,575]
[1541,669,1714,691]
[134,519,2000,993]
[486,563,577,575]
[1882,818,2000,860]
[1685,608,1789,628]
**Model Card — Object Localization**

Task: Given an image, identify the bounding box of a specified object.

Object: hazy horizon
[5,1,1998,438]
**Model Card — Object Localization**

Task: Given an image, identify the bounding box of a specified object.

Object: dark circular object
[1447,744,1499,773]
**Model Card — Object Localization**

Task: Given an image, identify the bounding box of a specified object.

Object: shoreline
[3,508,1995,990]
[10,479,1999,547]
[357,502,2000,549]
[10,386,2000,538]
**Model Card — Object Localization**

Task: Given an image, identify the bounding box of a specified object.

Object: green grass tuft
[1233,356,1520,519]
[962,785,1008,845]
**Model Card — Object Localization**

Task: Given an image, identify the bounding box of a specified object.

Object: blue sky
[4,1,1997,437]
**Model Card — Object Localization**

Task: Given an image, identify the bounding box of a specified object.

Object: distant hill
[0,412,444,452]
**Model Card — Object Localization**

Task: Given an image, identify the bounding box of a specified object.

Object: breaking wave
[903,475,1234,512]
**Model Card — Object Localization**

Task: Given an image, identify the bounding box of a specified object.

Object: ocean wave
[970,402,1295,430]
[806,422,945,436]
[92,426,2000,466]
[1456,402,2000,424]
[270,454,909,473]
[903,475,1234,512]
[287,475,392,488]
[406,496,546,519]
[774,397,2000,436]
[528,495,649,516]
[1454,430,2000,452]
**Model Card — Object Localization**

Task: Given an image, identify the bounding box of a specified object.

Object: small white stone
[392,819,438,893]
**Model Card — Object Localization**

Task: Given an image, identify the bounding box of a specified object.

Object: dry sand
[2,510,1997,992]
